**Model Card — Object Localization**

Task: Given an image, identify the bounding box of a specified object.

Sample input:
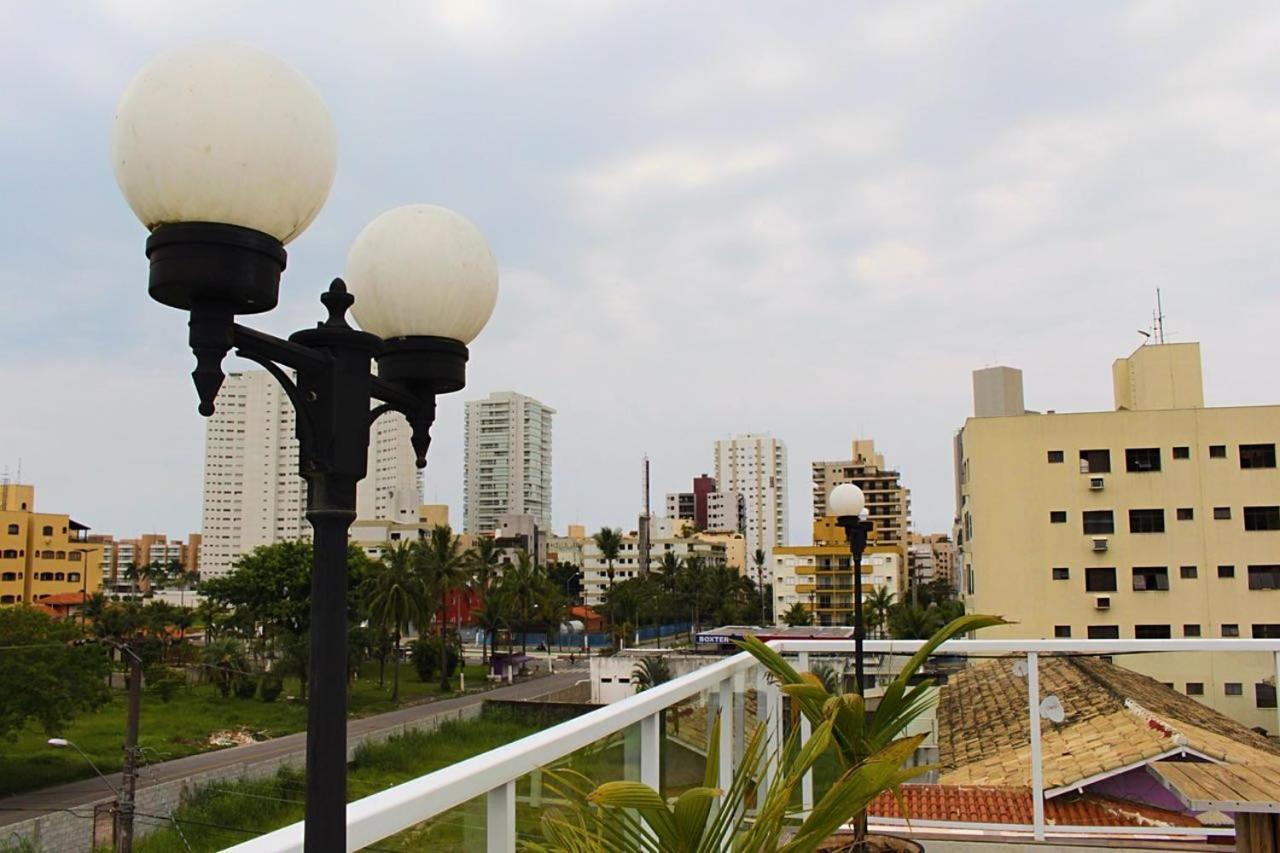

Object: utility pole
[638,456,652,577]
[117,646,142,853]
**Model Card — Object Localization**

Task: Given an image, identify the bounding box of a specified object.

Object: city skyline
[4,4,1280,544]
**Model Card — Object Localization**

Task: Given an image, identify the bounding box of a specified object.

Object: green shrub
[145,664,185,703]
[234,675,258,699]
[410,637,437,682]
[259,673,283,703]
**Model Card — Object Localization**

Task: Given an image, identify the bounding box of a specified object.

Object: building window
[1172,446,1190,459]
[1082,511,1114,535]
[40,550,53,559]
[1052,567,1070,580]
[1248,565,1280,590]
[1,550,15,559]
[0,572,14,581]
[1225,683,1243,696]
[1132,566,1170,591]
[1209,444,1227,458]
[1054,625,1071,638]
[1222,624,1240,637]
[1176,507,1194,521]
[1079,449,1111,474]
[1258,683,1278,709]
[41,525,53,536]
[67,572,80,582]
[1213,507,1231,520]
[1125,448,1161,472]
[1240,443,1277,469]
[1088,625,1120,639]
[5,524,16,535]
[1218,565,1236,579]
[1129,509,1165,534]
[1135,624,1171,639]
[1049,511,1067,524]
[1047,450,1064,463]
[1086,567,1117,592]
[1180,565,1198,579]
[1244,506,1280,531]
[1252,624,1280,639]
[1183,624,1201,637]
[1186,682,1204,695]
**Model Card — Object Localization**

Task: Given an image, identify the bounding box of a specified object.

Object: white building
[463,391,555,534]
[771,549,903,624]
[581,532,725,607]
[714,434,788,559]
[705,490,745,534]
[199,370,421,577]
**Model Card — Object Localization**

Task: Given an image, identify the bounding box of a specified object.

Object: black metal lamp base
[146,222,286,313]
[377,336,468,395]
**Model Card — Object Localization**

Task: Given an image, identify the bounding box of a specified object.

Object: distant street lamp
[110,44,498,852]
[47,737,120,796]
[830,483,874,693]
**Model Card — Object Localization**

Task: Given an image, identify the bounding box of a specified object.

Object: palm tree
[752,548,768,623]
[676,555,710,633]
[363,542,424,702]
[593,527,623,628]
[888,603,944,639]
[537,586,570,653]
[810,662,840,694]
[416,525,469,691]
[467,535,502,603]
[502,550,544,654]
[631,655,672,691]
[782,601,812,627]
[867,587,895,639]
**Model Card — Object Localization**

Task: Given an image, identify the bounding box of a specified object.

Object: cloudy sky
[3,2,1278,546]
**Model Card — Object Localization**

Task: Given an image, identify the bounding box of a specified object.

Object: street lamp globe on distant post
[111,43,498,853]
[830,483,874,694]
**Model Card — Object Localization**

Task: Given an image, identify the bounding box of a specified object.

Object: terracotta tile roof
[38,592,88,605]
[867,784,1203,828]
[937,656,1280,790]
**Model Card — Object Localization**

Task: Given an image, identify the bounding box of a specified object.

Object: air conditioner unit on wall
[1089,477,1105,490]
[1092,537,1109,552]
[1095,596,1111,610]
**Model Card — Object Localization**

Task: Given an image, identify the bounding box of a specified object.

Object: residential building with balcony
[0,483,102,606]
[812,438,911,547]
[581,529,725,607]
[771,517,903,625]
[714,433,787,559]
[907,531,956,591]
[955,341,1280,730]
[463,391,554,534]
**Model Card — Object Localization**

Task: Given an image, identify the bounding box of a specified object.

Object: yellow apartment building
[0,484,103,607]
[955,342,1280,730]
[772,517,904,626]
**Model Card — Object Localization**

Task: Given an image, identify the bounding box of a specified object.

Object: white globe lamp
[829,483,867,520]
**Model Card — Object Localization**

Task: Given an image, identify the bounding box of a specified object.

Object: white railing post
[1274,651,1280,741]
[640,712,661,791]
[732,670,746,768]
[718,676,733,791]
[755,664,774,791]
[1027,652,1045,841]
[487,780,515,853]
[798,651,813,812]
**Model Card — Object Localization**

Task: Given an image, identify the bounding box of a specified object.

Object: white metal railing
[225,639,1280,852]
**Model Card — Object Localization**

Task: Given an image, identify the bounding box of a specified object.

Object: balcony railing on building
[227,638,1280,852]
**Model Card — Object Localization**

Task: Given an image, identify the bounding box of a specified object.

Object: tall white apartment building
[714,433,788,559]
[199,370,421,578]
[464,391,554,534]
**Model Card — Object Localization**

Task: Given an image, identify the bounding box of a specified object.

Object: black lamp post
[110,44,498,852]
[830,483,873,694]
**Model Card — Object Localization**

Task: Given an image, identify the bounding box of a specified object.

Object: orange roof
[30,604,58,617]
[39,592,88,605]
[867,785,1202,828]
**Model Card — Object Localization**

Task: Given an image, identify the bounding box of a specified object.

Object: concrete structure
[0,484,103,606]
[463,391,554,534]
[349,505,474,562]
[714,433,788,559]
[665,474,718,530]
[955,341,1280,730]
[907,532,956,591]
[812,439,910,547]
[582,531,725,607]
[199,369,420,577]
[696,530,746,574]
[493,512,546,565]
[704,489,745,534]
[771,517,903,625]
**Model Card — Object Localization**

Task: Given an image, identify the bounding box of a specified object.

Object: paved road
[0,667,588,826]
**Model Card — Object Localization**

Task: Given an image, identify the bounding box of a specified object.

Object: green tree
[593,527,623,626]
[501,550,544,653]
[472,592,509,666]
[417,525,468,691]
[887,603,944,639]
[363,542,425,703]
[0,607,111,739]
[866,587,895,639]
[782,602,813,627]
[752,548,769,621]
[201,637,248,698]
[466,535,502,601]
[631,656,672,692]
[537,585,570,652]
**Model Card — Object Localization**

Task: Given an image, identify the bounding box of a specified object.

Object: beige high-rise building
[812,439,910,547]
[463,391,554,534]
[956,342,1280,730]
[714,434,788,560]
[907,532,956,591]
[200,370,421,578]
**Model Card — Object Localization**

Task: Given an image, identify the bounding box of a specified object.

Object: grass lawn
[0,660,490,798]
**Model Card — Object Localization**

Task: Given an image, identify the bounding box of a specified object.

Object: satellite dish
[1012,660,1028,678]
[1039,695,1065,724]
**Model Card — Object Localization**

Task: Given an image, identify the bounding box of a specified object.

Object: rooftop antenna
[1155,288,1166,343]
